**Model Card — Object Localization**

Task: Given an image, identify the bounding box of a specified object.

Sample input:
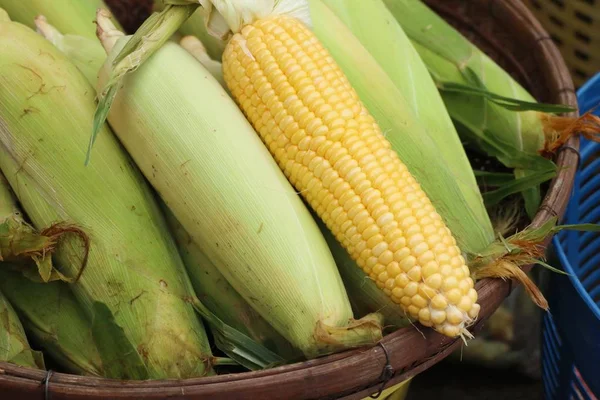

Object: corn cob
[302,0,496,328]
[184,0,479,338]
[0,0,115,38]
[0,17,213,378]
[0,172,150,378]
[382,0,599,218]
[0,289,43,369]
[94,11,382,357]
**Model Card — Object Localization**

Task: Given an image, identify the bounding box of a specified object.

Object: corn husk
[36,18,292,368]
[91,11,382,359]
[0,172,137,377]
[381,0,596,218]
[163,208,300,359]
[34,16,106,85]
[0,289,43,370]
[0,269,112,376]
[179,35,226,88]
[153,0,225,60]
[0,0,116,38]
[0,19,213,379]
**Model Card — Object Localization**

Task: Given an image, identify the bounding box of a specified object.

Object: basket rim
[0,0,580,399]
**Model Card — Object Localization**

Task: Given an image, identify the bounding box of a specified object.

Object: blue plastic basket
[542,73,600,400]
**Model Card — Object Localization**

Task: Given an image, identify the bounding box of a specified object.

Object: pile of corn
[0,0,591,383]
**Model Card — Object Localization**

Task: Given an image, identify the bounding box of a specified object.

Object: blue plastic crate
[542,73,600,400]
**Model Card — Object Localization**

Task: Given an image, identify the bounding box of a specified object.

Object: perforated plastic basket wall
[524,0,600,87]
[542,73,600,400]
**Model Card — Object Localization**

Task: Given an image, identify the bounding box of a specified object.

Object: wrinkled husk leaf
[0,19,213,379]
[0,289,44,369]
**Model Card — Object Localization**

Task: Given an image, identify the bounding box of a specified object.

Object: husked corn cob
[209,1,480,337]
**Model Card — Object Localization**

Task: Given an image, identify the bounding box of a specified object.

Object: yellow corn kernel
[222,14,478,338]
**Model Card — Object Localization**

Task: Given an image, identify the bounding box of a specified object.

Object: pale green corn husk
[0,19,213,379]
[94,13,382,359]
[37,20,295,365]
[164,208,300,359]
[0,289,43,369]
[1,173,154,378]
[1,172,74,284]
[34,16,106,85]
[153,0,225,60]
[179,35,226,88]
[382,0,565,218]
[0,0,117,38]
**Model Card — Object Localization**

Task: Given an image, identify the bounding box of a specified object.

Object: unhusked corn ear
[0,18,213,379]
[95,12,382,358]
[219,9,479,337]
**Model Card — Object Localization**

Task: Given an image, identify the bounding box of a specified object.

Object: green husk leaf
[535,259,569,276]
[90,302,150,380]
[0,290,44,369]
[89,4,198,163]
[190,299,286,370]
[473,171,515,186]
[482,168,557,207]
[552,223,600,232]
[436,81,575,113]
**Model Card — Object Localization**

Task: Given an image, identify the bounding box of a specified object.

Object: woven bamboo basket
[0,0,580,398]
